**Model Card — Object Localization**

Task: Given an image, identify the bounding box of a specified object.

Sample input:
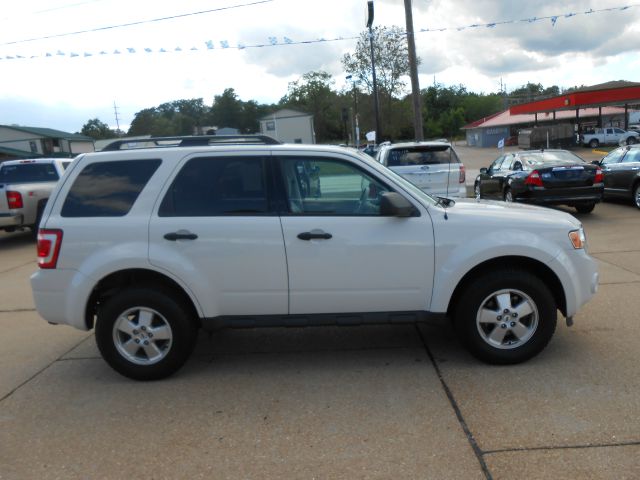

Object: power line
[1,3,637,57]
[1,0,274,47]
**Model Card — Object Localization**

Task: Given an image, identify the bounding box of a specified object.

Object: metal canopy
[509,81,640,115]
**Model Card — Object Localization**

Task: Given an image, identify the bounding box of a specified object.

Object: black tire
[96,288,198,380]
[575,203,595,214]
[453,269,557,364]
[474,182,481,200]
[633,183,640,210]
[626,137,636,145]
[30,203,45,239]
[503,187,513,203]
[588,139,599,148]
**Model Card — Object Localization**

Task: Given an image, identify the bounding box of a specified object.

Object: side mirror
[480,167,488,174]
[380,192,416,217]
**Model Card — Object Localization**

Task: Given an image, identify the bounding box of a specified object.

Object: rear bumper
[516,185,604,206]
[30,268,94,330]
[423,184,467,199]
[0,213,23,228]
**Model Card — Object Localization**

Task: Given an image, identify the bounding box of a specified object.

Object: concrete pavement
[0,152,639,479]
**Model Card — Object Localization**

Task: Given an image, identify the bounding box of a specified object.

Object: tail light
[37,229,63,269]
[594,167,604,184]
[459,165,466,183]
[524,170,544,187]
[7,191,23,209]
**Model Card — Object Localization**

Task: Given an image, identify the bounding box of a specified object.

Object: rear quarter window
[0,163,59,183]
[61,159,161,217]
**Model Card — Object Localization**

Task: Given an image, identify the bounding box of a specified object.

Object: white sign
[497,138,505,148]
[365,131,376,142]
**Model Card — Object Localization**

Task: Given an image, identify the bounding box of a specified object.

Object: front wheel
[474,182,481,200]
[503,187,513,203]
[96,288,198,380]
[626,137,636,145]
[453,269,557,364]
[633,183,640,209]
[589,139,599,148]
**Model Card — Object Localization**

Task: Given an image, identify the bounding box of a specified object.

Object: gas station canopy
[510,81,640,115]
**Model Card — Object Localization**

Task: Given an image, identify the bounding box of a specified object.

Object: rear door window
[61,159,161,217]
[622,149,640,163]
[159,156,270,216]
[0,163,59,183]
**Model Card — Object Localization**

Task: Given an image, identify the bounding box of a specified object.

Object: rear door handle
[164,230,198,241]
[297,230,332,241]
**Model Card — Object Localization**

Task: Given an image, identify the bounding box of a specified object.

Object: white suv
[31,135,599,380]
[376,141,467,198]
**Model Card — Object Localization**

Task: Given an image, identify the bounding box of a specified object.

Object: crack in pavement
[484,439,640,455]
[415,324,494,480]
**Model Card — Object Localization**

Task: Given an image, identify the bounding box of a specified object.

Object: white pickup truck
[0,158,72,236]
[580,127,640,148]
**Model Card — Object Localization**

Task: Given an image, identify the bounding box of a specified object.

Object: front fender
[429,229,563,313]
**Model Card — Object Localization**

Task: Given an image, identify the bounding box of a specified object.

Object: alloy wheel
[475,288,539,349]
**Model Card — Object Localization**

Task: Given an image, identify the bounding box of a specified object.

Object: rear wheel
[589,139,599,148]
[575,203,595,214]
[626,137,636,145]
[634,183,640,209]
[453,269,557,364]
[96,288,198,380]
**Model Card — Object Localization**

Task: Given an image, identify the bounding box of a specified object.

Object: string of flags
[1,3,638,61]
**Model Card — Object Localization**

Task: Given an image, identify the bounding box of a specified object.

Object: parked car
[31,135,598,380]
[474,149,604,213]
[595,145,640,209]
[0,158,72,236]
[376,141,466,198]
[580,127,640,148]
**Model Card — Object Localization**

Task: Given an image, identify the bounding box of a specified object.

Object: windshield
[0,163,59,183]
[519,150,586,167]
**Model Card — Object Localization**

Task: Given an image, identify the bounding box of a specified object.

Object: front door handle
[164,230,198,241]
[297,230,332,241]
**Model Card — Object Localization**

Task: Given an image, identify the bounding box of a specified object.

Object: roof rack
[101,135,280,151]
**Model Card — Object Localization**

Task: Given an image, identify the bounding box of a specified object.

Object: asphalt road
[1,146,639,479]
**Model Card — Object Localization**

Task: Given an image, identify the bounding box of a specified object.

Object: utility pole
[366,1,382,143]
[404,0,423,141]
[113,101,122,136]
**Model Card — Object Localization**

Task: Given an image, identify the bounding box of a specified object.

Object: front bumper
[548,248,599,319]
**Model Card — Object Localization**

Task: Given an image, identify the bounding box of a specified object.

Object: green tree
[342,26,412,98]
[210,88,244,130]
[81,118,117,140]
[128,108,158,135]
[280,71,342,143]
[342,26,415,141]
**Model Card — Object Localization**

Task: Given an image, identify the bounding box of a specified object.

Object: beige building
[0,125,94,160]
[259,109,315,144]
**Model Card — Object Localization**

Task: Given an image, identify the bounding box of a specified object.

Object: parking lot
[1,146,639,479]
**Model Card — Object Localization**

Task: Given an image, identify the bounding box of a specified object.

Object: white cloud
[1,0,639,132]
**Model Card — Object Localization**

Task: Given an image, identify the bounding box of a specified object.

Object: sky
[1,0,639,133]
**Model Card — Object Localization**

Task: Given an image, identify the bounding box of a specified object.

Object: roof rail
[101,135,280,151]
